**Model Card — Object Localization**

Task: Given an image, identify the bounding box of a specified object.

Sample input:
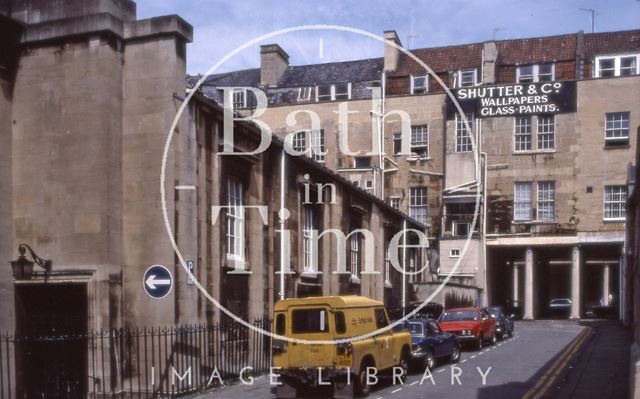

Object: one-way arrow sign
[143,265,173,299]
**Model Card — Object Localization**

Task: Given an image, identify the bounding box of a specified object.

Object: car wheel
[423,349,435,371]
[490,333,497,345]
[450,345,461,363]
[476,336,483,350]
[354,360,372,396]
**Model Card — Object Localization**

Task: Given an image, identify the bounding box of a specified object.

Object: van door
[374,308,395,370]
[288,307,335,368]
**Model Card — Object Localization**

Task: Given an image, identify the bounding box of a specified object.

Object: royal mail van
[272,296,411,398]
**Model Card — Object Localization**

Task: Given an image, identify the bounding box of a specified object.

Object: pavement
[188,319,630,399]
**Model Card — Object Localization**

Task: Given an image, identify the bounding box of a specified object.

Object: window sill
[512,150,556,155]
[512,220,557,225]
[603,144,630,150]
[603,218,625,223]
[407,156,431,162]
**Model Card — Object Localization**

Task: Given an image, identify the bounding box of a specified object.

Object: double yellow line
[522,327,593,399]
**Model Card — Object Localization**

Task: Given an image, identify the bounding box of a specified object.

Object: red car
[438,307,497,349]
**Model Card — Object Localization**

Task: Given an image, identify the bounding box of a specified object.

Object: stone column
[513,263,519,307]
[603,264,610,305]
[524,248,534,320]
[570,246,581,319]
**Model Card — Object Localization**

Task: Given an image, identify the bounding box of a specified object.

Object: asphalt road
[196,320,592,399]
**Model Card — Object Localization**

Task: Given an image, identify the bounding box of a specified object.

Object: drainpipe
[481,151,488,306]
[279,149,286,300]
[402,218,407,315]
[380,72,386,200]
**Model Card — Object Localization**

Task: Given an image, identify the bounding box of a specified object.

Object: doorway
[15,283,88,398]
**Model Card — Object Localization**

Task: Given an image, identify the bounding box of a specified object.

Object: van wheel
[354,360,372,396]
[399,348,410,381]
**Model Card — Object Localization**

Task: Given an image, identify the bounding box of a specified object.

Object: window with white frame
[292,131,306,153]
[316,83,351,101]
[453,69,477,88]
[297,87,313,102]
[364,180,374,192]
[537,115,555,150]
[389,197,401,210]
[450,248,461,258]
[605,112,630,146]
[310,129,326,162]
[393,133,402,155]
[514,116,533,151]
[513,115,555,152]
[226,178,245,260]
[384,240,391,284]
[411,75,428,94]
[514,182,532,221]
[316,84,332,101]
[410,187,428,224]
[410,125,429,156]
[595,54,640,77]
[302,205,317,273]
[537,181,555,222]
[517,63,555,83]
[455,113,474,153]
[349,234,359,277]
[232,89,247,109]
[604,185,626,221]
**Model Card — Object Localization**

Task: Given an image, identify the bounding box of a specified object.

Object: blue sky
[135,0,640,74]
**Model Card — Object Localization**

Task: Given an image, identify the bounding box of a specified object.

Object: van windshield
[292,308,329,334]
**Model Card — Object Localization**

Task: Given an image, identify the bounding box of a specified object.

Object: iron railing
[0,318,272,398]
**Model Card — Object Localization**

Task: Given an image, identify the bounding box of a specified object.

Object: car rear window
[407,322,424,336]
[441,310,479,321]
[292,308,329,333]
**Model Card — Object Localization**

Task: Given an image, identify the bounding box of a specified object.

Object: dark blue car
[405,318,461,370]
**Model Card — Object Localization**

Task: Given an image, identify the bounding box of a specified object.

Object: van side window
[374,308,389,329]
[335,311,346,334]
[292,308,329,333]
[275,313,286,335]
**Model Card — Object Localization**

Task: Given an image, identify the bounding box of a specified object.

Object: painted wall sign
[446,81,577,119]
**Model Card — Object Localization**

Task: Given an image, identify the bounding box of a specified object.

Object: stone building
[197,28,640,318]
[0,1,429,395]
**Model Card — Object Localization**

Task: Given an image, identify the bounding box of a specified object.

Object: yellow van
[272,296,411,398]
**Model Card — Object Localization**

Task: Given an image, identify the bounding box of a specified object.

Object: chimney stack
[383,30,402,72]
[482,41,498,84]
[260,44,289,87]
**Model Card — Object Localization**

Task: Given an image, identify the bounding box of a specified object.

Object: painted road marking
[410,381,419,386]
[391,388,402,394]
[438,369,445,373]
[522,328,591,399]
[471,355,477,359]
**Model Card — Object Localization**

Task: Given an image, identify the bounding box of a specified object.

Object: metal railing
[0,318,272,398]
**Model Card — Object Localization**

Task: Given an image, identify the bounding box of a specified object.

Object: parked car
[404,318,460,370]
[438,307,497,349]
[272,295,411,398]
[548,298,572,318]
[484,306,514,339]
